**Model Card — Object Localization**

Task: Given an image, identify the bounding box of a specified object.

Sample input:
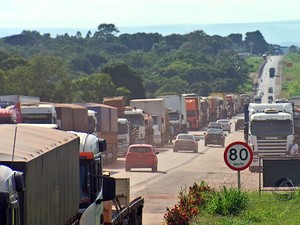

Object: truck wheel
[173,148,178,152]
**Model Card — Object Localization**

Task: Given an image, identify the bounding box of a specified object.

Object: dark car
[235,119,245,131]
[204,128,226,147]
[268,87,273,93]
[173,133,198,153]
[125,144,159,172]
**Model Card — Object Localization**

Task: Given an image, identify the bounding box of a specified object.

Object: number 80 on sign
[223,141,253,171]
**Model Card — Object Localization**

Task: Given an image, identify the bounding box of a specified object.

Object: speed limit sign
[224,141,253,171]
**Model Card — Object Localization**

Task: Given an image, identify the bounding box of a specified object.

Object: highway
[104,115,259,224]
[258,55,283,103]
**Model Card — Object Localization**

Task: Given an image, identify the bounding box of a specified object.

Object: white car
[216,119,231,133]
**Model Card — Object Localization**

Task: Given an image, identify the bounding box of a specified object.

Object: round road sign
[223,141,253,171]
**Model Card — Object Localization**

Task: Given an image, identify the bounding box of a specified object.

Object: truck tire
[173,148,178,152]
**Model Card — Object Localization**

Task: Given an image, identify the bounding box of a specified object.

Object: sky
[1,0,300,29]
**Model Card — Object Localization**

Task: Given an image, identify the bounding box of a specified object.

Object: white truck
[245,102,294,172]
[20,103,57,124]
[158,94,188,135]
[130,98,167,146]
[117,118,130,156]
[124,108,146,144]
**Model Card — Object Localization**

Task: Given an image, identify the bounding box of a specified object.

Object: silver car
[216,119,231,133]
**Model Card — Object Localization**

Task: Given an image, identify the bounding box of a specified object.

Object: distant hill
[1,20,300,46]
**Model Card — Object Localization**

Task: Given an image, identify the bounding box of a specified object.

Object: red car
[125,144,159,172]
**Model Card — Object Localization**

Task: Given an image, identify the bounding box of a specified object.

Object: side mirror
[99,176,116,202]
[98,138,107,152]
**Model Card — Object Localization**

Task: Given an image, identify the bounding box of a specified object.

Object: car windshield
[130,147,151,153]
[177,134,195,140]
[207,128,223,133]
[217,120,229,124]
[208,123,222,128]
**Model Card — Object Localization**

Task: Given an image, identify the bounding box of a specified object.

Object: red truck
[185,96,200,130]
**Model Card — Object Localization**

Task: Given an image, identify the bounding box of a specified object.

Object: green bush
[206,186,249,216]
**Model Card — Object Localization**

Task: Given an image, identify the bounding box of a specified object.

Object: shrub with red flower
[164,181,214,225]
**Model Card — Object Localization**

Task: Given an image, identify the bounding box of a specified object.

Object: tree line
[0,24,279,103]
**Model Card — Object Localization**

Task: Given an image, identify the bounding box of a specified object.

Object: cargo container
[75,103,118,164]
[130,98,168,146]
[103,96,126,118]
[54,103,89,132]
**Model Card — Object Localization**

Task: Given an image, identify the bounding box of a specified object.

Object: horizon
[1,20,300,46]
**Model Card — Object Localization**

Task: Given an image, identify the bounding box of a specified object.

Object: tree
[244,30,268,55]
[94,23,119,40]
[189,82,212,96]
[5,56,72,102]
[154,76,189,96]
[102,62,146,99]
[72,73,116,102]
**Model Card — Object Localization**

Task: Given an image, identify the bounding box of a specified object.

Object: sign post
[224,141,253,189]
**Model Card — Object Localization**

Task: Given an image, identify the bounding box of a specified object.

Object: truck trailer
[158,94,188,135]
[75,103,118,164]
[130,98,168,146]
[185,95,201,131]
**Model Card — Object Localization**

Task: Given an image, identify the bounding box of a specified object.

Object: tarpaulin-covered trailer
[54,103,89,132]
[0,124,80,225]
[75,103,118,164]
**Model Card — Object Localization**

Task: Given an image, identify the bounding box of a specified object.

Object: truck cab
[20,104,57,124]
[124,108,146,144]
[117,118,130,156]
[246,103,294,172]
[0,166,25,225]
[68,131,116,225]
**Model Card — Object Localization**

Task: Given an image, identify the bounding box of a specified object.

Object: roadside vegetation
[281,52,300,98]
[164,181,300,225]
[0,24,280,103]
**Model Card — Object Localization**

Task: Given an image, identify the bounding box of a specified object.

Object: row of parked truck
[0,95,148,225]
[0,125,145,225]
[0,93,251,158]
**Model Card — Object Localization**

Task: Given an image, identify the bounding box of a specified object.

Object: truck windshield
[124,115,144,126]
[118,123,129,134]
[21,113,53,124]
[169,113,180,121]
[251,120,293,136]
